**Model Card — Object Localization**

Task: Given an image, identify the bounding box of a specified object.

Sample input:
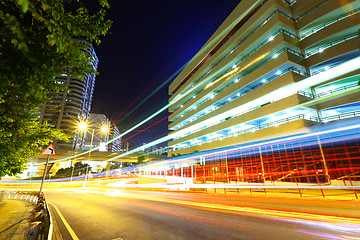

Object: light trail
[106,55,360,161]
[111,69,164,124]
[117,61,189,123]
[115,121,360,171]
[46,75,184,163]
[43,188,360,227]
[106,182,360,190]
[104,113,171,151]
[48,55,360,164]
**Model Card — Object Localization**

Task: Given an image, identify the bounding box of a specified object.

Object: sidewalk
[0,198,34,240]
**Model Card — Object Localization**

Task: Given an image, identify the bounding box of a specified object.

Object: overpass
[28,149,166,164]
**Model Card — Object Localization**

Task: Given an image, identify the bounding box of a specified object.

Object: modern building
[167,0,360,157]
[110,123,122,152]
[39,41,98,149]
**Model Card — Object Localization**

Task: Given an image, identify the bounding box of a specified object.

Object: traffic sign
[41,144,56,156]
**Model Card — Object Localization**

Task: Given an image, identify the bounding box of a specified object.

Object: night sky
[89,1,240,147]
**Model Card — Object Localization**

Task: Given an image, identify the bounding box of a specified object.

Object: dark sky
[89,1,240,147]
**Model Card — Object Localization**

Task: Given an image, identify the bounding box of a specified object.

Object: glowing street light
[101,126,109,133]
[78,122,87,131]
[77,121,110,186]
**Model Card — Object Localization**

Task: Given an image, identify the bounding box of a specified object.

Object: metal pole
[39,155,50,194]
[259,146,266,183]
[71,147,77,182]
[225,153,229,184]
[84,129,94,187]
[70,161,75,182]
[317,135,331,183]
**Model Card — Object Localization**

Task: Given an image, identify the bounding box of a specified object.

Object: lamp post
[70,143,80,182]
[77,121,109,187]
[84,128,94,187]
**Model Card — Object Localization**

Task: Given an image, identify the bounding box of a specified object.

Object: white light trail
[51,56,360,163]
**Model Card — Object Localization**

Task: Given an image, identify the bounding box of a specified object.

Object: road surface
[45,189,360,240]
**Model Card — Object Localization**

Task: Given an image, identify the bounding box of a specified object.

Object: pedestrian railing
[7,191,39,203]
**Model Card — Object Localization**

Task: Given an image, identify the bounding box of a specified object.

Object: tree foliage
[0,0,111,177]
[137,154,146,164]
[54,162,91,178]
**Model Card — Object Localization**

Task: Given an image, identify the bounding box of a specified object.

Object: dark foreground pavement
[0,199,34,240]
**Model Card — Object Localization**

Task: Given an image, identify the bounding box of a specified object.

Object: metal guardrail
[28,192,53,240]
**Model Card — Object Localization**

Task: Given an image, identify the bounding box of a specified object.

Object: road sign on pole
[41,144,56,156]
[40,143,56,193]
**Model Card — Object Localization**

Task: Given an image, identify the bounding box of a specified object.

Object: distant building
[109,123,122,152]
[168,0,360,155]
[39,41,98,149]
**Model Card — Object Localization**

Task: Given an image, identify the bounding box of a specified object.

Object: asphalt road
[45,190,360,240]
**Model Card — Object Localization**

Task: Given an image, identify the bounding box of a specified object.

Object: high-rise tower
[39,41,98,149]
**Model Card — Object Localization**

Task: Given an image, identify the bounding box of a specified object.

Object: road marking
[48,202,79,240]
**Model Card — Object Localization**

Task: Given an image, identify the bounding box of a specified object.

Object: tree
[0,0,111,177]
[137,154,146,164]
[54,162,91,178]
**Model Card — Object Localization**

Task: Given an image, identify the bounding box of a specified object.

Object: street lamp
[77,121,109,187]
[101,126,109,134]
[78,122,87,131]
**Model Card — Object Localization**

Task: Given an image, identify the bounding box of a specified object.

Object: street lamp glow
[101,126,109,133]
[78,122,87,131]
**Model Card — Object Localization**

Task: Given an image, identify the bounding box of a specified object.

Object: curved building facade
[39,42,98,149]
[168,0,360,156]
